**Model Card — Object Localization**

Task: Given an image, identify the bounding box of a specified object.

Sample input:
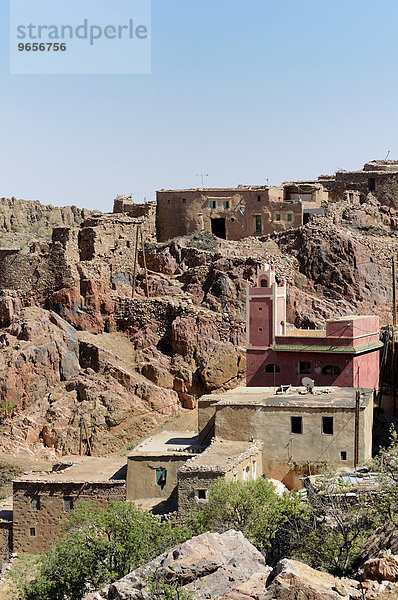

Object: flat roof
[156,187,270,193]
[14,456,127,484]
[128,431,202,458]
[179,439,262,473]
[200,386,373,410]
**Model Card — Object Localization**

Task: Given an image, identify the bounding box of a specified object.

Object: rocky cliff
[0,195,394,456]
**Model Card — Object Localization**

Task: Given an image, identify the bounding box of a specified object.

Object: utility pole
[354,390,360,468]
[195,173,208,188]
[393,257,397,415]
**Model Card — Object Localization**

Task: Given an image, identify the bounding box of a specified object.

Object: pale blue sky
[1,0,398,211]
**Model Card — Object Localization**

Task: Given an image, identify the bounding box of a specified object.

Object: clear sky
[1,0,398,211]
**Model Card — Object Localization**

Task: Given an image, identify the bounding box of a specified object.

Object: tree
[293,468,379,576]
[371,425,398,524]
[186,477,308,563]
[21,502,191,600]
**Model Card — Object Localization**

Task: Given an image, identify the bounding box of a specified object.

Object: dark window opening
[258,328,263,332]
[258,306,263,311]
[260,278,268,287]
[63,497,74,512]
[322,365,341,375]
[231,217,235,222]
[287,213,293,222]
[341,451,347,461]
[257,195,261,201]
[211,218,226,239]
[198,489,207,500]
[275,213,281,221]
[322,416,334,435]
[30,527,36,537]
[223,200,230,209]
[291,416,302,434]
[368,178,375,191]
[182,198,187,203]
[210,200,217,209]
[30,496,40,511]
[167,199,171,204]
[265,364,280,373]
[299,361,311,375]
[156,467,167,490]
[255,215,262,234]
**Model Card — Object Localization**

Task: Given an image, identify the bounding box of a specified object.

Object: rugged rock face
[83,530,397,600]
[0,196,93,248]
[360,525,398,567]
[0,194,396,455]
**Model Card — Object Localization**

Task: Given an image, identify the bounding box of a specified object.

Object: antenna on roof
[385,150,391,160]
[195,173,209,188]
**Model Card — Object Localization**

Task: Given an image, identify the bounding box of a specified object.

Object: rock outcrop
[83,530,397,600]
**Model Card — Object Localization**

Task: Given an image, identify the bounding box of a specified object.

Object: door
[211,218,226,239]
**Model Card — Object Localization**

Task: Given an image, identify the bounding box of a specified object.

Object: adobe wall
[213,402,373,470]
[156,189,303,242]
[13,480,126,553]
[126,454,191,502]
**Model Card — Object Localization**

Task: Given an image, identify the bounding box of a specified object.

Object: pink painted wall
[249,298,273,347]
[246,348,379,389]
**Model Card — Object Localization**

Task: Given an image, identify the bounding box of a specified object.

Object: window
[231,217,235,222]
[368,178,375,191]
[287,213,293,222]
[210,200,217,209]
[340,451,347,461]
[167,199,171,204]
[223,200,230,209]
[30,496,40,511]
[280,321,285,335]
[63,497,74,512]
[258,327,263,332]
[255,215,262,234]
[291,416,302,434]
[156,467,167,489]
[299,361,311,375]
[275,213,281,221]
[260,278,268,287]
[265,364,280,373]
[258,306,263,311]
[322,365,341,375]
[182,198,187,203]
[30,527,36,537]
[257,195,261,202]
[322,417,334,435]
[197,489,207,500]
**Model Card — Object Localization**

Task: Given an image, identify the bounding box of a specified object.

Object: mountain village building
[246,264,381,390]
[156,183,327,242]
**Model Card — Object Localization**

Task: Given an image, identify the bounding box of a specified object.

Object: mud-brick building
[177,438,263,513]
[13,457,126,553]
[246,264,382,389]
[198,387,374,488]
[156,183,326,242]
[318,159,398,205]
[126,431,203,513]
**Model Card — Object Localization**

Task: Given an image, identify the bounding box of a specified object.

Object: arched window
[280,321,285,335]
[322,365,341,375]
[265,364,280,374]
[260,278,268,288]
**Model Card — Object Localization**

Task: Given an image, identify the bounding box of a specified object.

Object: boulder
[363,552,398,583]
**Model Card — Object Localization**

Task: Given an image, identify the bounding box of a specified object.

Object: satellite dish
[302,377,315,392]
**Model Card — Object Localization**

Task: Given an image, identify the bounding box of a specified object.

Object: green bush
[21,502,191,600]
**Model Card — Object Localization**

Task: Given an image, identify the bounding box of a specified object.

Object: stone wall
[0,521,12,562]
[113,196,156,239]
[126,455,191,503]
[13,480,126,553]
